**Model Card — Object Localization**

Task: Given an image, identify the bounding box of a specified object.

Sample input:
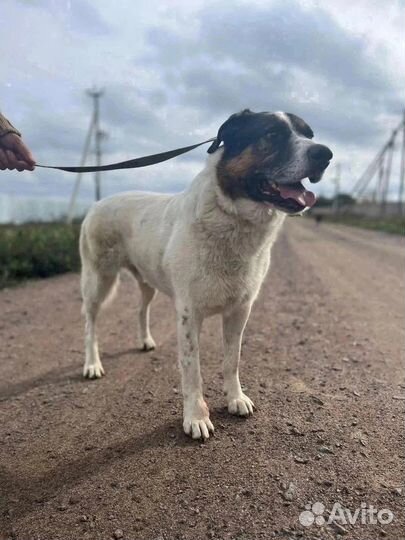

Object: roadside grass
[311,213,405,235]
[0,222,81,289]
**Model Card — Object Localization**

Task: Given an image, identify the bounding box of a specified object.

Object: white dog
[79,110,332,440]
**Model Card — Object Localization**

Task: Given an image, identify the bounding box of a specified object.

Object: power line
[331,162,341,214]
[398,109,405,215]
[348,114,405,216]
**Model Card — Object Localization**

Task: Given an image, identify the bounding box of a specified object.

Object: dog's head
[209,109,333,214]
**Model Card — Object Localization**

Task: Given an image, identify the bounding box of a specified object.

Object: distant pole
[380,135,396,217]
[398,110,405,215]
[332,163,341,214]
[66,113,95,223]
[376,154,385,203]
[66,87,107,222]
[87,88,104,201]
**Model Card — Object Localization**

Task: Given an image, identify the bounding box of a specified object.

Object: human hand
[0,133,36,171]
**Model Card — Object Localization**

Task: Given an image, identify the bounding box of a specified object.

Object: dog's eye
[264,131,283,142]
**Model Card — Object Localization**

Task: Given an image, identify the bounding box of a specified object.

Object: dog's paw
[83,362,105,379]
[183,416,215,440]
[227,393,255,416]
[183,399,214,440]
[141,336,156,351]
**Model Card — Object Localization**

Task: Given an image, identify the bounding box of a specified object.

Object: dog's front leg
[222,303,255,416]
[176,304,214,440]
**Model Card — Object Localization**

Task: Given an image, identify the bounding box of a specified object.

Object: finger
[15,160,35,171]
[14,138,36,167]
[0,151,7,170]
[0,148,12,169]
[5,150,30,172]
[15,160,30,172]
[5,151,34,171]
[5,150,18,171]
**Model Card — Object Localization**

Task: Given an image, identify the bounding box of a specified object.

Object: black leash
[36,138,216,173]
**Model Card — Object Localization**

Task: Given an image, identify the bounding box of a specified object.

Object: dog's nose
[307,144,333,163]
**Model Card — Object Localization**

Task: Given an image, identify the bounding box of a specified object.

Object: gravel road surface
[0,219,404,540]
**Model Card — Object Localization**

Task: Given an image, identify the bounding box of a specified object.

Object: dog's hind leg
[137,279,157,351]
[127,265,157,351]
[81,264,118,379]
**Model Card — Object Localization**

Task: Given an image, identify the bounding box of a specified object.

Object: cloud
[0,0,404,214]
[16,0,112,35]
[144,0,403,146]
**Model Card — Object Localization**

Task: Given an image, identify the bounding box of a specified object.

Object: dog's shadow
[0,347,150,401]
[0,347,252,532]
[103,346,154,360]
[0,418,191,528]
[0,364,82,401]
[0,408,250,529]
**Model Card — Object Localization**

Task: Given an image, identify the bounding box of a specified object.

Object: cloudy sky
[0,0,404,205]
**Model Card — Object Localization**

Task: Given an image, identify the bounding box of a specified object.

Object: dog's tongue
[278,182,316,208]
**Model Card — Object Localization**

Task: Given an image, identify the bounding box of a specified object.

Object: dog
[79,109,332,440]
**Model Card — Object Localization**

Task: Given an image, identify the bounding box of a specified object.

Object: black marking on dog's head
[285,113,314,139]
[208,109,291,157]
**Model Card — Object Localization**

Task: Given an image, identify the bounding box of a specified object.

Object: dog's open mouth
[259,180,316,213]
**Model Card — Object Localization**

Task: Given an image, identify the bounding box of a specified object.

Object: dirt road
[0,219,404,540]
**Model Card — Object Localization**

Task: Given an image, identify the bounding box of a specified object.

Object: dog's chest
[190,228,271,312]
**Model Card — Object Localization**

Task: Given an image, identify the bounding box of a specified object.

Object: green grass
[312,213,405,235]
[0,222,81,289]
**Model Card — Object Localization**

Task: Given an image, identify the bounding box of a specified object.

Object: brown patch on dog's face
[217,146,257,199]
[225,146,256,176]
[217,144,282,200]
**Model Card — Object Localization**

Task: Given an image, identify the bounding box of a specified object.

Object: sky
[0,0,404,206]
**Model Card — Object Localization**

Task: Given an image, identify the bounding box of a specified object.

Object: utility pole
[398,110,405,215]
[87,88,104,201]
[66,88,107,223]
[376,155,385,203]
[66,113,95,223]
[332,163,341,214]
[380,136,395,217]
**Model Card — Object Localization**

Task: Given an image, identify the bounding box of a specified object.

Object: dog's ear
[207,109,255,154]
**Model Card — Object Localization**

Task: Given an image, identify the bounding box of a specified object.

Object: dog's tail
[79,220,120,315]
